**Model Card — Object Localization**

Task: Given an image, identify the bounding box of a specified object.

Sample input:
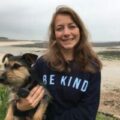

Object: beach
[0,40,47,62]
[0,40,120,117]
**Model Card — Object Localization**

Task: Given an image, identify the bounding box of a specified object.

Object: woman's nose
[63,27,70,36]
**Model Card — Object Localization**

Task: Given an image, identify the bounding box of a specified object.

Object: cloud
[0,0,120,42]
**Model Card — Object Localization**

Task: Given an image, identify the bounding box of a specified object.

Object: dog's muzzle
[0,76,5,82]
[0,71,6,83]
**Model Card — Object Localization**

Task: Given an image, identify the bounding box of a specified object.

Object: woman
[16,5,102,120]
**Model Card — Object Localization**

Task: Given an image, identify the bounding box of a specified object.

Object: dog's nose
[0,76,5,82]
[0,77,4,81]
[0,70,6,83]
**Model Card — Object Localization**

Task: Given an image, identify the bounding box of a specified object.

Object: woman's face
[54,14,80,51]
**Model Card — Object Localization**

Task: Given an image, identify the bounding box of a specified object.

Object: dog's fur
[0,53,51,120]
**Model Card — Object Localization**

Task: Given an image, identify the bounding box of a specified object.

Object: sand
[99,59,120,117]
[102,60,120,91]
[0,41,34,46]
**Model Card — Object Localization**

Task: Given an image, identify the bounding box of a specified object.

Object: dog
[0,53,51,120]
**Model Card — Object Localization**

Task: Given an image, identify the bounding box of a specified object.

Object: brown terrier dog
[0,53,51,120]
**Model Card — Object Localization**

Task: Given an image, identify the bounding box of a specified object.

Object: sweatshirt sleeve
[54,71,101,120]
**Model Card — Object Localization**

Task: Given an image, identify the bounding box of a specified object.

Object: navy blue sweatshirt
[14,56,101,120]
[32,57,101,120]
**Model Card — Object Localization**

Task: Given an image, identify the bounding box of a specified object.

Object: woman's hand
[16,85,45,111]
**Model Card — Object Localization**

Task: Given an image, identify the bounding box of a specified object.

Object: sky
[0,0,120,42]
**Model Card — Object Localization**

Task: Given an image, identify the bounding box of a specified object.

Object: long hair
[43,5,102,73]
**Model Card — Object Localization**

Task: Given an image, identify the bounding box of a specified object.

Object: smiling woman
[14,5,102,120]
[54,14,80,58]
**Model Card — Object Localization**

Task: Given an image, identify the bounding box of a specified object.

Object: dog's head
[0,53,38,88]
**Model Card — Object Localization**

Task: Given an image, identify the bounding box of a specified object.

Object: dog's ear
[22,53,38,67]
[2,53,13,63]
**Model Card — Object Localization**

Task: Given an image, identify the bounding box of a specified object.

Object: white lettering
[43,74,47,85]
[61,76,67,86]
[72,78,81,89]
[42,74,89,92]
[81,80,89,92]
[49,74,55,85]
[67,76,72,87]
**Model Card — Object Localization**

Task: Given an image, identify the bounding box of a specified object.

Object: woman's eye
[55,27,63,31]
[69,25,77,29]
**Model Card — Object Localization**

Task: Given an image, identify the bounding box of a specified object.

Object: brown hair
[43,5,102,73]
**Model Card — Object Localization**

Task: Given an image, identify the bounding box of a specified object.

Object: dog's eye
[12,63,21,69]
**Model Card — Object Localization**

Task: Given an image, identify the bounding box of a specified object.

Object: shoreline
[0,40,34,47]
